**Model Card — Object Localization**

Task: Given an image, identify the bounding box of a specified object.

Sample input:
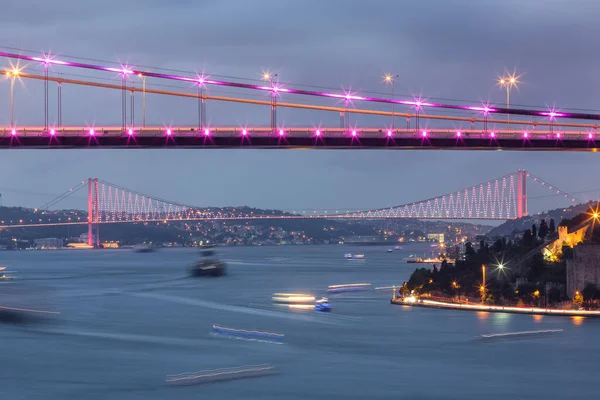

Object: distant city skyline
[1,0,599,214]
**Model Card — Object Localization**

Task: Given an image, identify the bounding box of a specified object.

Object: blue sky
[0,0,599,213]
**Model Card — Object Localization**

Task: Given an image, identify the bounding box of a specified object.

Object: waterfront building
[34,238,63,249]
[427,233,445,243]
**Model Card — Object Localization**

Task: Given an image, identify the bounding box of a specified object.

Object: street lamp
[498,71,520,133]
[480,264,486,302]
[384,74,399,132]
[8,68,20,128]
[263,71,278,132]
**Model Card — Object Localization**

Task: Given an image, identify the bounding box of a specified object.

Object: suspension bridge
[0,171,579,247]
[2,49,600,150]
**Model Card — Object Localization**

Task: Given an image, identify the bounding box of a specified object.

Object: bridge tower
[87,178,99,247]
[517,170,528,218]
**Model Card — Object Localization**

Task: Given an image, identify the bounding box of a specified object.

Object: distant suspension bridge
[0,171,580,247]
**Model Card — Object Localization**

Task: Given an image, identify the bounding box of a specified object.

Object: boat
[394,246,402,251]
[344,253,365,260]
[133,244,154,253]
[0,266,15,281]
[327,283,371,293]
[271,293,315,304]
[315,297,332,312]
[387,249,393,253]
[189,249,227,277]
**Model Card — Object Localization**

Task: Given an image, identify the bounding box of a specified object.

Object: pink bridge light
[204,128,210,136]
[456,131,462,137]
[50,129,55,135]
[279,129,284,136]
[589,132,594,139]
[128,129,133,135]
[490,132,496,138]
[422,131,427,137]
[11,129,16,136]
[166,129,172,136]
[89,129,95,136]
[523,132,528,138]
[556,132,561,138]
[352,130,357,137]
[316,130,321,136]
[387,130,392,137]
[242,129,247,136]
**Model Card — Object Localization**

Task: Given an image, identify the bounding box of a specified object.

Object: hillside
[487,202,594,237]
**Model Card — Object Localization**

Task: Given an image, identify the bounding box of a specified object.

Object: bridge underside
[1,129,599,151]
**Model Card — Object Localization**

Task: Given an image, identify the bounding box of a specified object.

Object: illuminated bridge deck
[2,127,599,150]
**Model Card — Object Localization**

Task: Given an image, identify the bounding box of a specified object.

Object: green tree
[527,252,545,281]
[465,242,475,258]
[531,223,537,239]
[549,218,556,234]
[539,219,549,240]
[479,240,486,254]
[522,229,534,248]
[547,287,562,305]
[581,283,599,307]
[492,239,503,253]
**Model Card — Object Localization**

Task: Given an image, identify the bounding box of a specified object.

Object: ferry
[387,249,393,253]
[271,293,315,304]
[394,246,403,251]
[189,249,227,277]
[327,283,372,293]
[344,253,365,260]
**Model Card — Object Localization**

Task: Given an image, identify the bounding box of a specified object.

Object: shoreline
[391,297,600,318]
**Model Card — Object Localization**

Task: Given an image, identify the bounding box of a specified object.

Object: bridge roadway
[0,213,509,229]
[1,126,599,150]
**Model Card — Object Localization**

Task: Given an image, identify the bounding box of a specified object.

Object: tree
[539,219,549,240]
[573,291,584,308]
[531,223,537,239]
[492,239,503,253]
[522,229,534,248]
[547,287,562,305]
[581,283,599,307]
[440,259,448,270]
[527,253,546,281]
[479,240,486,254]
[549,218,556,234]
[465,241,475,258]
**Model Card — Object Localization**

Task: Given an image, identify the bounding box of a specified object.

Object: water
[1,244,598,399]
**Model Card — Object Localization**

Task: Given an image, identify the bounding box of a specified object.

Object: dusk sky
[1,0,600,214]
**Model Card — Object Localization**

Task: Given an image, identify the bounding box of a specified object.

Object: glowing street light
[263,71,278,133]
[8,68,21,128]
[498,70,521,132]
[383,74,399,132]
[480,264,487,302]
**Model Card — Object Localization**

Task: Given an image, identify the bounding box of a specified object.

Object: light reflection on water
[1,245,599,399]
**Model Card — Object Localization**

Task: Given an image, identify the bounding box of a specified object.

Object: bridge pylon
[517,170,528,218]
[87,178,99,247]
